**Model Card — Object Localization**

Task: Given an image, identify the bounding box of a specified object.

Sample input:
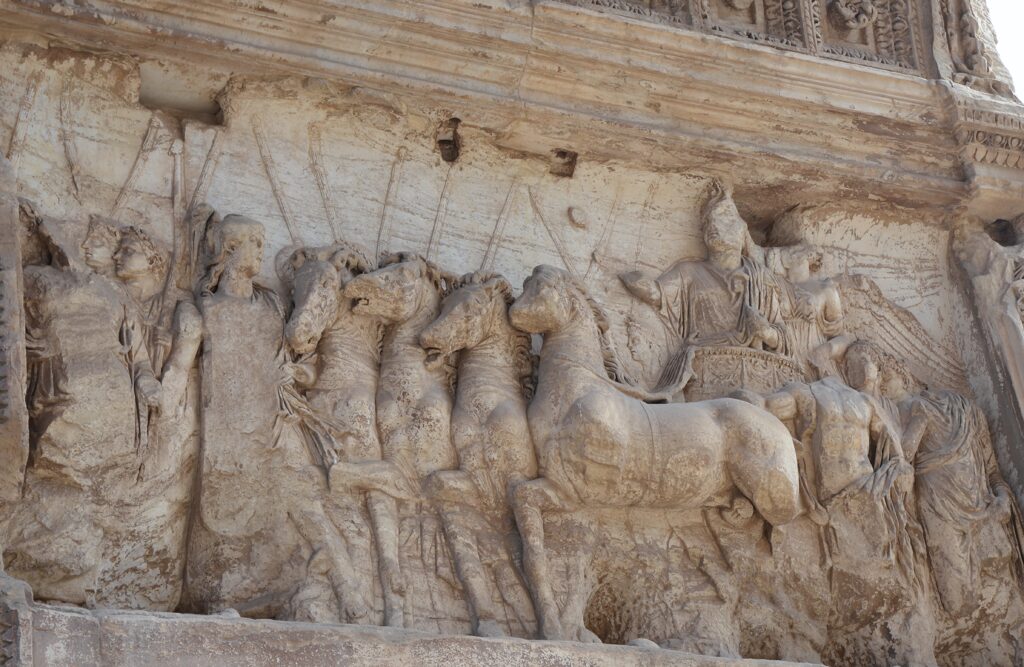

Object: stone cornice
[0,0,1022,217]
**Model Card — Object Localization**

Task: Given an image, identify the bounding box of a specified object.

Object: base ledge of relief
[13,602,819,667]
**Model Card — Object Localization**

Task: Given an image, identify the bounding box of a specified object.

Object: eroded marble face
[82,223,119,273]
[846,352,879,394]
[703,200,746,258]
[114,236,154,281]
[217,219,265,279]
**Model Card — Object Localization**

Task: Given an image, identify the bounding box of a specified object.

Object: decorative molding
[1,0,1021,214]
[557,0,920,72]
[955,101,1024,171]
[939,0,1015,98]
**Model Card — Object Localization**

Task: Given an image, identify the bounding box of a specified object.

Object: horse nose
[343,274,368,297]
[509,300,526,327]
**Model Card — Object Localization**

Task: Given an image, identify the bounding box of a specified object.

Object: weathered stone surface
[24,604,818,667]
[1,0,1024,665]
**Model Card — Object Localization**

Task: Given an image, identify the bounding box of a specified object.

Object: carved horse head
[343,252,457,326]
[511,264,634,385]
[420,272,519,370]
[278,243,372,355]
[509,265,582,336]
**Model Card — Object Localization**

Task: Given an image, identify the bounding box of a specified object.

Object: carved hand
[138,375,163,410]
[989,486,1013,523]
[284,360,318,387]
[893,460,914,497]
[174,301,203,343]
[619,271,661,307]
[742,304,778,350]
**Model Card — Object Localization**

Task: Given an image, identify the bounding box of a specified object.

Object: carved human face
[509,266,571,335]
[285,250,347,356]
[82,223,119,272]
[846,350,879,395]
[703,201,746,259]
[344,259,423,324]
[114,236,155,281]
[878,366,910,401]
[218,218,265,279]
[420,279,499,369]
[783,246,816,283]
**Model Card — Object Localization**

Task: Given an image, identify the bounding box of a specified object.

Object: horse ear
[484,275,513,303]
[328,248,350,272]
[275,245,301,288]
[439,267,462,295]
[330,244,371,275]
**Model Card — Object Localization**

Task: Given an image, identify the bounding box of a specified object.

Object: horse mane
[547,268,637,387]
[461,271,537,400]
[380,251,459,299]
[331,241,374,275]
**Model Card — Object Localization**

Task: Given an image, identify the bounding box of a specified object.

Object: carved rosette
[827,0,877,32]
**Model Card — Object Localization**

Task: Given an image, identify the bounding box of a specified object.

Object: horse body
[334,254,459,629]
[306,311,383,462]
[376,321,457,478]
[532,338,795,516]
[419,274,538,636]
[445,347,536,508]
[508,265,801,641]
[279,244,386,625]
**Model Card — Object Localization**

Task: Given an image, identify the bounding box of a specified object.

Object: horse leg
[730,423,801,527]
[511,478,572,640]
[492,557,537,635]
[365,489,406,628]
[289,504,373,624]
[428,470,505,637]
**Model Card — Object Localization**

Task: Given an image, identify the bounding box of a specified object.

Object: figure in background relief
[331,253,463,632]
[508,264,801,643]
[419,272,538,638]
[85,218,202,610]
[3,205,159,606]
[186,216,371,623]
[746,341,933,665]
[619,182,792,398]
[901,389,1024,615]
[755,343,912,531]
[771,244,845,379]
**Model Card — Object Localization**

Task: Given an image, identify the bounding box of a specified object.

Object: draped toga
[650,255,788,391]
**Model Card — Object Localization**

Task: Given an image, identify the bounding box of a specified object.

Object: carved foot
[340,595,374,625]
[628,638,660,649]
[380,561,406,597]
[578,627,602,644]
[383,603,405,629]
[475,618,506,638]
[539,616,568,641]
